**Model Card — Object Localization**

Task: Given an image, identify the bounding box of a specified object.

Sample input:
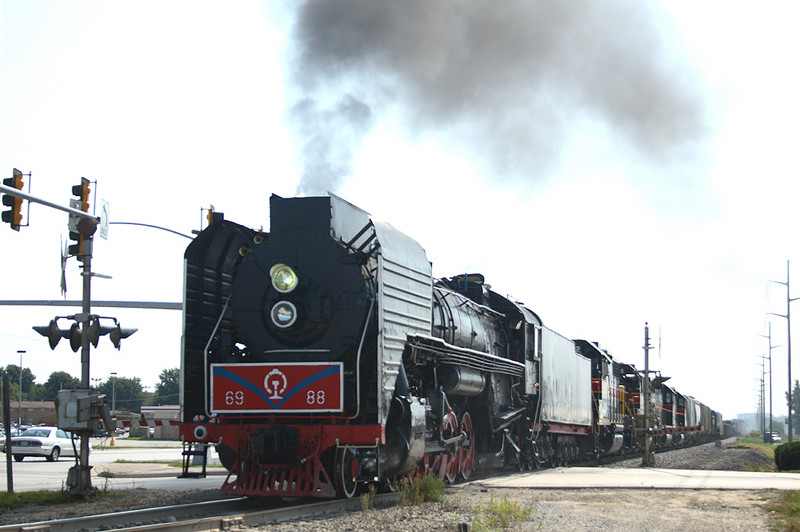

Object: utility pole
[758,357,766,438]
[761,323,778,439]
[642,323,654,466]
[770,260,799,442]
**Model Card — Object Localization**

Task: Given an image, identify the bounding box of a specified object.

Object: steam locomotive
[178,194,722,498]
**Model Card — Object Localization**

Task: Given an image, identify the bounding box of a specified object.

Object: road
[0,437,225,492]
[5,438,800,494]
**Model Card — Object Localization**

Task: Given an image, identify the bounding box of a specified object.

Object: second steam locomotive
[179,194,722,498]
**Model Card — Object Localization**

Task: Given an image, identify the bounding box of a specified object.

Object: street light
[16,350,25,429]
[110,372,117,415]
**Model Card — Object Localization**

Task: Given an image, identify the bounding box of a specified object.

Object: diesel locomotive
[178,194,722,498]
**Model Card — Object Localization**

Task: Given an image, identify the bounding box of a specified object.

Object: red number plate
[210,363,343,413]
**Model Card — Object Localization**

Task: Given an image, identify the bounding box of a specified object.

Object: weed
[361,483,377,513]
[399,474,446,505]
[469,494,535,532]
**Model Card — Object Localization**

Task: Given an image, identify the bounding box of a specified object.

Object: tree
[40,371,80,401]
[150,368,179,406]
[0,365,36,401]
[98,376,145,413]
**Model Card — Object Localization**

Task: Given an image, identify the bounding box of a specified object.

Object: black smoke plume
[288,0,706,195]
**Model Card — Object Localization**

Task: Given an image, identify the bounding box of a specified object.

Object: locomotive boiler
[179,193,721,498]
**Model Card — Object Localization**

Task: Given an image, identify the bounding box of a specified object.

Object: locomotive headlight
[270,263,298,293]
[270,301,298,328]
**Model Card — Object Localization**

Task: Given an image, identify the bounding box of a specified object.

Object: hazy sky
[2,1,800,420]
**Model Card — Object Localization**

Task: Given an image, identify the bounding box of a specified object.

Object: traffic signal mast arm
[0,181,100,223]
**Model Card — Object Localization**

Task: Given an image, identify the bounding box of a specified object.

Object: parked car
[5,427,76,462]
[771,432,782,443]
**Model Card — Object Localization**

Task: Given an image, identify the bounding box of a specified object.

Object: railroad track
[0,439,726,531]
[0,493,401,532]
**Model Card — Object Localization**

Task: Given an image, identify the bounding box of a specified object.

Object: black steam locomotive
[179,194,721,498]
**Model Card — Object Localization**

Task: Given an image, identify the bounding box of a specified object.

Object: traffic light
[68,177,91,256]
[205,205,223,226]
[72,177,90,213]
[2,168,24,230]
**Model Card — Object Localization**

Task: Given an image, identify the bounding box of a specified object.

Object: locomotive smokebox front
[230,197,371,364]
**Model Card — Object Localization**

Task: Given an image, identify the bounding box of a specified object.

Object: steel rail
[0,493,401,532]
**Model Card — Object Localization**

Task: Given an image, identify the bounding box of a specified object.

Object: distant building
[0,401,56,426]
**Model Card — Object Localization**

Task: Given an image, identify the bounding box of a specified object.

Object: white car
[7,427,77,462]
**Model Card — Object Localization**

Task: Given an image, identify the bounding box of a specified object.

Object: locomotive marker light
[270,263,298,293]
[271,300,298,328]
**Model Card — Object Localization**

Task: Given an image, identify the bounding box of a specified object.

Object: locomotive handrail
[348,295,376,420]
[203,292,233,417]
[408,335,525,377]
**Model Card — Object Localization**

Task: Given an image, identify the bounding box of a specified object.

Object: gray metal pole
[111,373,116,414]
[77,243,93,493]
[17,351,24,428]
[4,374,13,492]
[768,260,799,442]
[788,260,794,442]
[770,329,775,437]
[642,323,652,466]
[761,323,776,438]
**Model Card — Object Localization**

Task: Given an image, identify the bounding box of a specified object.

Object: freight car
[178,194,721,498]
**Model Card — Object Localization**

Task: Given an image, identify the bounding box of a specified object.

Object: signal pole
[74,224,95,493]
[3,171,121,495]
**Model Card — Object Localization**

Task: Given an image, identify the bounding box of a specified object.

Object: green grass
[732,438,778,471]
[739,436,781,450]
[0,490,118,515]
[765,491,800,531]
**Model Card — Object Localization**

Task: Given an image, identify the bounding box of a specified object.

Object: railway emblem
[264,369,288,400]
[211,362,343,413]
